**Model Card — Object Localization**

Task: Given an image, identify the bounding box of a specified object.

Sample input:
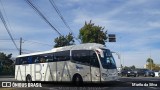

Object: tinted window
[72,50,90,66]
[15,51,70,65]
[33,53,54,63]
[45,54,54,62]
[21,57,28,64]
[54,50,70,61]
[16,56,34,65]
[33,56,40,63]
[90,51,100,68]
[27,56,33,64]
[15,58,20,65]
[100,49,117,69]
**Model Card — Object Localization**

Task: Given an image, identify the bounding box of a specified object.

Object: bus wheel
[72,74,83,86]
[26,75,32,83]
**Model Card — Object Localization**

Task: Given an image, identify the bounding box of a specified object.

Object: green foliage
[153,64,160,71]
[123,66,129,70]
[146,58,154,64]
[79,20,107,45]
[130,65,136,70]
[0,52,13,66]
[146,58,155,70]
[145,58,160,70]
[0,52,14,75]
[145,58,160,71]
[54,33,75,48]
[123,65,136,70]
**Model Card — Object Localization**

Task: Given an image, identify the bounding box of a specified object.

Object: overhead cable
[25,0,62,36]
[0,1,19,52]
[49,0,80,43]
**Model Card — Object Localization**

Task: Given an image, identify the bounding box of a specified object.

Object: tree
[153,64,160,71]
[79,20,107,45]
[130,65,136,70]
[0,52,14,75]
[54,33,75,48]
[123,66,130,70]
[123,65,136,70]
[0,52,13,66]
[146,58,155,70]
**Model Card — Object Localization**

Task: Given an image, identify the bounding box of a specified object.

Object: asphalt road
[0,77,160,90]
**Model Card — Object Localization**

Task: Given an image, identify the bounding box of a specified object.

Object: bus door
[90,50,101,82]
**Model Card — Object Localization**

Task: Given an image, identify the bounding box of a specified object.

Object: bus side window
[64,50,70,60]
[15,58,20,65]
[46,54,53,62]
[72,50,81,63]
[54,51,70,62]
[90,51,100,68]
[54,53,59,61]
[53,54,58,61]
[19,58,23,64]
[34,56,40,63]
[40,55,46,63]
[27,56,33,64]
[21,57,28,64]
[72,50,90,66]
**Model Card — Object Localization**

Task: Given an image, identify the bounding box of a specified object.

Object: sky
[0,0,160,68]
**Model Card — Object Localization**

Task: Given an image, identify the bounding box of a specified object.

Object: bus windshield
[100,49,117,69]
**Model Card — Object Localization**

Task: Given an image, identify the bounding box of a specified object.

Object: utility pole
[20,37,22,55]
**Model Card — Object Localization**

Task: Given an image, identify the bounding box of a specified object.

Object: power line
[49,0,72,33]
[0,1,19,52]
[49,0,80,43]
[25,0,62,36]
[0,0,13,32]
[25,0,72,46]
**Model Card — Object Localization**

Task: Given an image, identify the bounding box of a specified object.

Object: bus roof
[17,43,106,57]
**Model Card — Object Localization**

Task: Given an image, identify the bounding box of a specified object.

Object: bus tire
[72,74,83,86]
[26,75,32,83]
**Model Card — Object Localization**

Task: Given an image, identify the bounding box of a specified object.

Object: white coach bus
[15,43,118,84]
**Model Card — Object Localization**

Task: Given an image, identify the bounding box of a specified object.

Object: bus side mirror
[112,52,120,59]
